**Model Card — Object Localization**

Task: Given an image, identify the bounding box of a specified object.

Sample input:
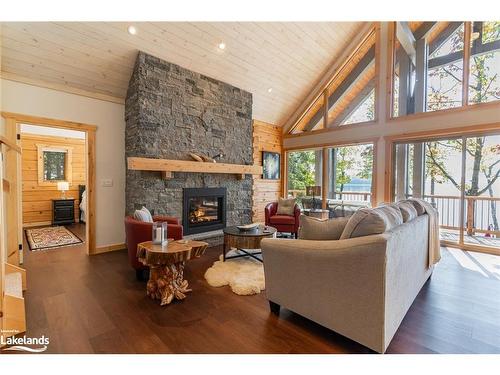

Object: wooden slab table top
[137,239,208,306]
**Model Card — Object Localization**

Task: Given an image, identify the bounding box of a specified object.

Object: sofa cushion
[133,206,153,222]
[276,197,295,216]
[397,201,418,222]
[298,214,349,240]
[269,215,296,225]
[340,205,403,239]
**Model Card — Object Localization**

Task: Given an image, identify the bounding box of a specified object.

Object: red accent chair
[265,202,301,238]
[124,215,183,280]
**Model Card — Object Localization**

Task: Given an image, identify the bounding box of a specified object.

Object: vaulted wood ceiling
[0,22,365,125]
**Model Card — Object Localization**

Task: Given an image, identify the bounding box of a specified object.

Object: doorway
[391,132,500,254]
[20,124,88,253]
[1,112,96,258]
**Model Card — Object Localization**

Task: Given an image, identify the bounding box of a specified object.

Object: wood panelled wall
[252,120,283,223]
[21,134,85,226]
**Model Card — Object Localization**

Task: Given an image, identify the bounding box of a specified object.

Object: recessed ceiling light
[267,87,273,93]
[128,25,137,35]
[218,42,226,50]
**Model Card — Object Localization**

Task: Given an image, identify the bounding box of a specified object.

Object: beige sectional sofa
[261,201,435,353]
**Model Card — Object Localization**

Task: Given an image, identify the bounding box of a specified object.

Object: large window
[289,26,378,135]
[327,144,374,205]
[286,143,375,216]
[286,149,323,208]
[468,21,500,105]
[392,134,500,252]
[391,21,500,118]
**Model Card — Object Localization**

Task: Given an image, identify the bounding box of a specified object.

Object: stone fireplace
[125,51,253,234]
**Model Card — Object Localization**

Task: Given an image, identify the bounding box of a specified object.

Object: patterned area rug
[25,226,83,251]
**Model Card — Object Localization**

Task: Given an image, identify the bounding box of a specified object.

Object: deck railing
[423,194,500,237]
[288,190,372,202]
[332,191,371,202]
[288,190,499,237]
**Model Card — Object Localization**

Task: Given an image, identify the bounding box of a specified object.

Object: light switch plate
[102,179,113,187]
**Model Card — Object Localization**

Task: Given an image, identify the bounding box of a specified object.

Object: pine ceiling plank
[3,23,135,69]
[1,45,130,86]
[1,21,367,125]
[1,25,134,74]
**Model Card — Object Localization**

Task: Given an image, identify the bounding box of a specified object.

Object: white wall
[283,22,500,204]
[1,79,126,248]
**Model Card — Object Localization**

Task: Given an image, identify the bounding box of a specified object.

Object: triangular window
[289,26,377,135]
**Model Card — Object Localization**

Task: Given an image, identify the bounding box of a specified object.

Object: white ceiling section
[0,22,365,125]
[20,124,86,139]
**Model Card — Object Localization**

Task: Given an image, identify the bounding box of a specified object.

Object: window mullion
[322,90,329,129]
[462,22,472,106]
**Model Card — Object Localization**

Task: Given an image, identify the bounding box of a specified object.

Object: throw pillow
[298,214,349,240]
[397,201,418,222]
[133,206,153,223]
[276,198,296,216]
[399,199,426,216]
[340,205,403,239]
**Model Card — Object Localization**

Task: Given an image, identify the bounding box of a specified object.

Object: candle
[155,227,162,244]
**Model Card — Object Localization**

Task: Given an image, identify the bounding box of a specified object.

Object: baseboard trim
[23,221,52,228]
[93,242,126,255]
[23,219,81,228]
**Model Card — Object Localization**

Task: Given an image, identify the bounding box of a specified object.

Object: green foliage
[43,151,66,181]
[287,150,316,192]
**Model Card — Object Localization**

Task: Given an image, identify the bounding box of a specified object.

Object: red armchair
[124,215,183,280]
[265,202,301,238]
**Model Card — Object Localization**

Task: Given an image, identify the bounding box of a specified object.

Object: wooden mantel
[127,157,263,180]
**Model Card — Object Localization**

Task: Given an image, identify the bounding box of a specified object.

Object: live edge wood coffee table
[137,240,208,306]
[223,225,277,262]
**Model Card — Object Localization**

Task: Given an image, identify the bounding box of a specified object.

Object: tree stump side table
[137,240,208,306]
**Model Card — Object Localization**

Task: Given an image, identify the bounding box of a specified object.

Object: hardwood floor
[19,237,500,354]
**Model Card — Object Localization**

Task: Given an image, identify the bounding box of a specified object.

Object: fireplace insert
[183,187,226,235]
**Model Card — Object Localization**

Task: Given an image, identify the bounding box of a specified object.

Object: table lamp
[306,185,321,210]
[57,181,69,199]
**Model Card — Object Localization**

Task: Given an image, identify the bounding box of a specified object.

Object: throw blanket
[411,198,441,267]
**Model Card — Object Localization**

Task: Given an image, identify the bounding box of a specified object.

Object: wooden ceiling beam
[428,22,462,55]
[329,79,376,127]
[300,46,376,133]
[413,22,437,40]
[396,22,416,65]
[282,23,377,133]
[428,39,500,69]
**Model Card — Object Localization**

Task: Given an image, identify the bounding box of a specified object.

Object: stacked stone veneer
[125,51,254,228]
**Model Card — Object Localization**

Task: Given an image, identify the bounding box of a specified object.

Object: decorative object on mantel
[127,157,263,180]
[189,153,204,162]
[137,239,208,305]
[204,249,265,296]
[211,153,224,161]
[262,151,280,180]
[199,154,215,163]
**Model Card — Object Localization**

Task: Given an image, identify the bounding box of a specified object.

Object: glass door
[392,133,500,253]
[462,135,500,249]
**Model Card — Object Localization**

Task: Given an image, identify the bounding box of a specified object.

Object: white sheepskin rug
[204,249,265,296]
